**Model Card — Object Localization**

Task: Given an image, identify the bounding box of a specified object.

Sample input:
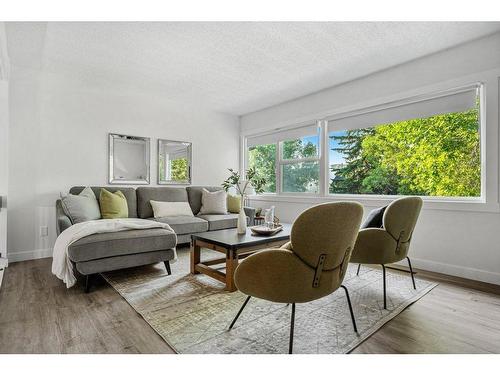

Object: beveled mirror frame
[157,139,192,185]
[108,133,151,185]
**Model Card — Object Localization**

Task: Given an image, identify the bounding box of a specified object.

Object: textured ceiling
[6,22,500,115]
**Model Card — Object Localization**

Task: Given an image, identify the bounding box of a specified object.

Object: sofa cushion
[67,228,176,262]
[197,213,239,231]
[186,186,223,215]
[70,186,138,218]
[155,216,208,234]
[137,187,189,218]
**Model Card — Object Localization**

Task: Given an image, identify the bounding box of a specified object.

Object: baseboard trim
[396,257,500,286]
[7,248,53,263]
[6,248,500,285]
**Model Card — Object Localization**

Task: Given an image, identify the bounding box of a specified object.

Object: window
[245,84,483,200]
[328,86,481,198]
[280,133,320,193]
[246,124,320,194]
[247,143,277,193]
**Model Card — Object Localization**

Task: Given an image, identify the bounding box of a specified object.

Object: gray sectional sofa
[56,185,255,292]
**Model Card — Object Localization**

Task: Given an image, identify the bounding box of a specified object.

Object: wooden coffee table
[190,224,291,291]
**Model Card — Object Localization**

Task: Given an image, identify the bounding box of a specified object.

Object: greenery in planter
[222,167,267,194]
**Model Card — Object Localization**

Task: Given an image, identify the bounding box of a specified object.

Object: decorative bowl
[250,224,283,236]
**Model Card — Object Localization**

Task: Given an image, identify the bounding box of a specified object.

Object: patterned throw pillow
[199,189,228,215]
[99,188,129,219]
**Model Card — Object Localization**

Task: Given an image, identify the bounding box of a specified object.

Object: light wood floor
[1,248,500,354]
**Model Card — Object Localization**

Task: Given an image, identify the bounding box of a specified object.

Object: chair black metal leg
[340,285,358,333]
[84,274,91,293]
[289,303,296,354]
[356,264,361,276]
[164,261,172,275]
[228,296,251,330]
[381,264,387,309]
[407,257,416,289]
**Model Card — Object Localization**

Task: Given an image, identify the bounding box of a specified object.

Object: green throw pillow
[99,189,129,219]
[227,194,241,213]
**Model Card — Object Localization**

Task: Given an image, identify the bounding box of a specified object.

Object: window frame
[246,141,278,194]
[277,125,321,195]
[243,82,487,208]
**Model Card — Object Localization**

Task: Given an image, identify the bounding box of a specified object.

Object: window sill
[247,194,500,213]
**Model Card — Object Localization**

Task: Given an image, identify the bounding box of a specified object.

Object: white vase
[237,208,247,234]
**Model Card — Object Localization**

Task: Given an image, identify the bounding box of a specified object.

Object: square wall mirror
[158,139,192,185]
[109,133,150,184]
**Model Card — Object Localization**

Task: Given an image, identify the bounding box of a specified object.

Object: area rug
[103,248,437,354]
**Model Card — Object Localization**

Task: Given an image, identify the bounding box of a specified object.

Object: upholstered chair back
[234,202,363,303]
[291,202,364,272]
[383,197,423,245]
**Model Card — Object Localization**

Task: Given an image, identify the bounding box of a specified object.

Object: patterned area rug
[103,248,437,354]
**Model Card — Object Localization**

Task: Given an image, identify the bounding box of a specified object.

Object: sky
[328,130,347,165]
[301,131,347,180]
[301,132,346,166]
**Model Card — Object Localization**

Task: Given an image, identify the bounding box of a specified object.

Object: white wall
[0,79,8,261]
[7,68,239,262]
[0,22,9,262]
[241,32,500,285]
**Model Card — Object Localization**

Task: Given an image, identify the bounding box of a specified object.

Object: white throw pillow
[199,189,228,215]
[150,200,194,218]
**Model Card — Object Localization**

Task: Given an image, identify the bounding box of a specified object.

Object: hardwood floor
[1,248,500,354]
[0,257,174,354]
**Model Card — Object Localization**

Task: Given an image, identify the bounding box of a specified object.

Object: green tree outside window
[330,108,480,197]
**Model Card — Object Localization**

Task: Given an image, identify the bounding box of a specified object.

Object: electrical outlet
[40,226,48,237]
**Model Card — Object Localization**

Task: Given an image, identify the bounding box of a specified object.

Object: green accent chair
[228,202,364,354]
[350,196,423,309]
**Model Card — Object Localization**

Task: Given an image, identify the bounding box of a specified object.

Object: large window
[246,85,482,199]
[328,86,481,198]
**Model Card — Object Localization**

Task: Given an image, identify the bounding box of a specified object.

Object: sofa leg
[164,261,172,275]
[84,274,91,293]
